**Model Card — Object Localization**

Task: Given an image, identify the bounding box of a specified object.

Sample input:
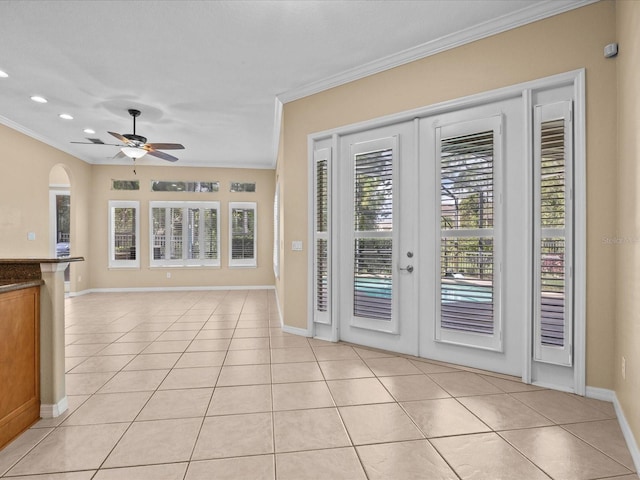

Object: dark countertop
[0,257,84,264]
[0,279,45,294]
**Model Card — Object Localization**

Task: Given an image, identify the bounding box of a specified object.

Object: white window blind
[229,202,257,267]
[534,101,573,366]
[108,200,140,268]
[314,150,330,321]
[436,117,502,351]
[150,201,219,267]
[353,147,393,321]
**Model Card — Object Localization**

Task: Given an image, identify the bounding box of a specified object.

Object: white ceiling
[0,0,591,169]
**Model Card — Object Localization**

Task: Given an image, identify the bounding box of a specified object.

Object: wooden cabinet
[0,286,40,449]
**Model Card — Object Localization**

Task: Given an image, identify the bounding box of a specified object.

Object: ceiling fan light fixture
[121,146,147,159]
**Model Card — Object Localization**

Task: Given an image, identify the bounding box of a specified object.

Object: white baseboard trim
[78,285,275,294]
[282,324,312,337]
[40,396,68,419]
[586,386,640,473]
[68,289,92,297]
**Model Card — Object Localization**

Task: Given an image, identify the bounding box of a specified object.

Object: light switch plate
[292,240,303,251]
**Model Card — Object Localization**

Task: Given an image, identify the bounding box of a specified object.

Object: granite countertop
[0,279,45,294]
[0,257,84,264]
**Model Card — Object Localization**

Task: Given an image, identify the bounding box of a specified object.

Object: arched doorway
[49,165,71,291]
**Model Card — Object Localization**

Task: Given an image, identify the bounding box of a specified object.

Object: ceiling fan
[72,109,184,162]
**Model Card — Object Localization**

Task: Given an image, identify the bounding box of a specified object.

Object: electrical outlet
[622,356,626,380]
[166,272,171,279]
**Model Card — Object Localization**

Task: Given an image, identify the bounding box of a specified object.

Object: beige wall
[0,124,93,291]
[616,0,640,452]
[89,164,275,289]
[279,2,618,389]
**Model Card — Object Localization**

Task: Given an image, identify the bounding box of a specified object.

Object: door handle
[399,265,414,273]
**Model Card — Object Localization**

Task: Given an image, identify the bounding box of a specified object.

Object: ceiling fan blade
[145,143,185,150]
[108,131,129,144]
[71,141,122,146]
[146,149,179,162]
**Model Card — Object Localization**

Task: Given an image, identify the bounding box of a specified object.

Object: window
[151,181,219,192]
[150,201,220,266]
[112,180,139,190]
[230,182,256,193]
[313,148,331,324]
[533,101,573,366]
[109,201,140,268]
[229,202,257,267]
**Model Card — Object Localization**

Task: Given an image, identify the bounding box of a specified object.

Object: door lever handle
[399,265,414,273]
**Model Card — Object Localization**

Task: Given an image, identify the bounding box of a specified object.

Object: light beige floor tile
[7,423,129,476]
[458,394,554,431]
[276,447,366,480]
[577,396,618,417]
[203,320,238,330]
[511,390,613,424]
[31,395,90,428]
[353,347,395,359]
[432,432,549,480]
[131,322,174,332]
[207,384,272,415]
[269,335,310,348]
[142,340,191,354]
[313,345,359,361]
[123,352,181,371]
[271,347,316,363]
[429,371,503,397]
[186,455,274,480]
[192,413,273,460]
[0,427,53,476]
[69,355,135,374]
[65,372,115,395]
[272,381,335,411]
[480,374,545,393]
[364,357,424,376]
[223,348,271,365]
[228,336,270,350]
[116,331,163,343]
[174,351,226,368]
[326,377,394,406]
[402,398,490,437]
[339,403,424,445]
[501,426,633,479]
[155,330,198,341]
[318,359,375,380]
[65,343,109,357]
[274,408,351,453]
[409,359,461,374]
[194,328,233,339]
[71,333,125,344]
[98,342,150,355]
[158,366,220,389]
[186,338,231,352]
[65,356,87,372]
[233,327,270,338]
[166,322,206,331]
[62,391,152,425]
[216,364,271,386]
[97,369,169,393]
[93,463,188,480]
[138,388,213,420]
[103,418,201,468]
[5,472,96,480]
[379,374,450,401]
[271,362,324,383]
[563,420,636,470]
[237,319,270,328]
[357,440,458,480]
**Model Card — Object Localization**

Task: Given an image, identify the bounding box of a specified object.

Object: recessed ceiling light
[83,128,96,134]
[59,113,73,120]
[0,70,8,78]
[30,95,48,103]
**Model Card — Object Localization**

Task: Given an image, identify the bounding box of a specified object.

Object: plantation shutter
[314,148,331,324]
[534,101,573,366]
[436,117,502,351]
[353,146,394,322]
[229,203,257,267]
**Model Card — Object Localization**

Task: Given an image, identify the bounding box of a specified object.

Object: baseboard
[587,386,640,473]
[82,285,276,294]
[68,289,91,297]
[40,396,68,419]
[282,324,312,337]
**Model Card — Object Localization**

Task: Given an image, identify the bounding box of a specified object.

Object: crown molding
[277,0,598,104]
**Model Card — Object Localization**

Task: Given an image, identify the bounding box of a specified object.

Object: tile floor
[0,289,638,480]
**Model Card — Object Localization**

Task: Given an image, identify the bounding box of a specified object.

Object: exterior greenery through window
[108,200,140,268]
[229,202,257,267]
[150,201,220,266]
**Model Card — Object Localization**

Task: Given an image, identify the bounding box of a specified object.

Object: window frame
[149,201,220,267]
[108,200,140,269]
[229,202,257,268]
